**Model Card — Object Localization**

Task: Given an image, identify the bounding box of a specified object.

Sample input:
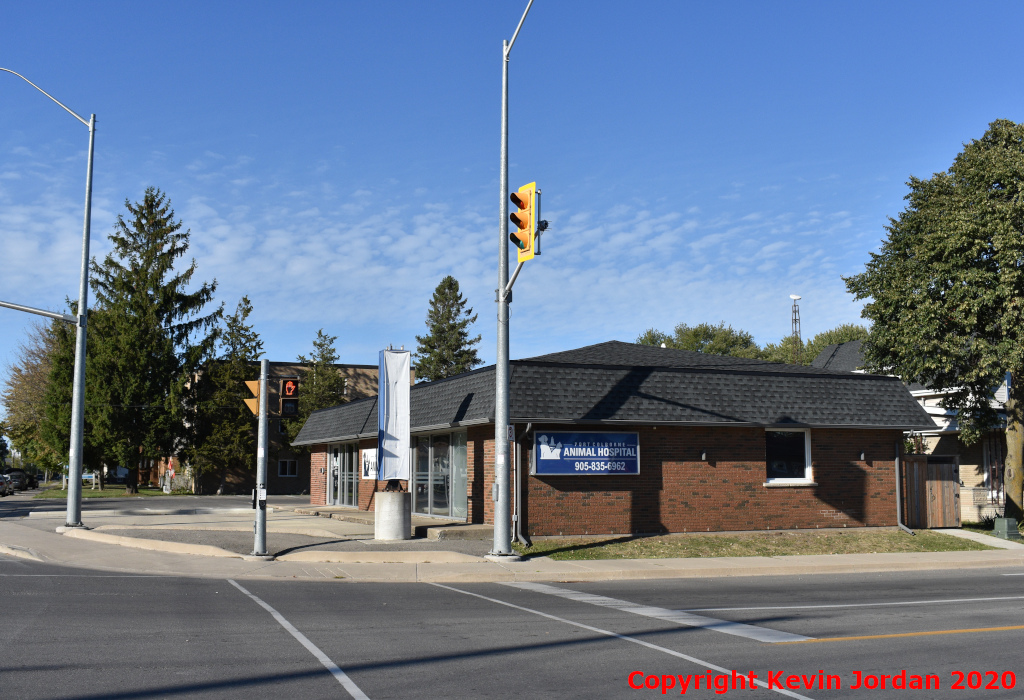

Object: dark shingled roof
[811,340,930,392]
[811,340,865,372]
[293,340,933,445]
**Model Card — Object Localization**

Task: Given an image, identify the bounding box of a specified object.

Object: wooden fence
[901,455,961,529]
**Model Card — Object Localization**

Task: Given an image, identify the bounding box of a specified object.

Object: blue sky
[2,1,1023,402]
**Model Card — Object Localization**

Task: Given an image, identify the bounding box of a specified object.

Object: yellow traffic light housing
[244,380,260,416]
[509,182,537,262]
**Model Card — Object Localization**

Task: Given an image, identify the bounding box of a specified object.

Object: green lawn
[34,484,170,499]
[512,529,995,561]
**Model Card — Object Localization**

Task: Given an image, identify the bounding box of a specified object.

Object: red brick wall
[312,424,899,534]
[518,425,903,536]
[309,446,327,506]
[356,439,410,512]
[469,426,490,524]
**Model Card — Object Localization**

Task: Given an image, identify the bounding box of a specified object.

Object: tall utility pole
[790,294,802,364]
[492,0,534,559]
[0,69,95,528]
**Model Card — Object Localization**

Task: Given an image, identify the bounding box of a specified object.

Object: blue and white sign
[532,432,640,476]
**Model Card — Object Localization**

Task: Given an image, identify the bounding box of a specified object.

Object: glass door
[328,446,341,506]
[451,432,467,519]
[430,434,450,517]
[342,444,358,507]
[415,437,430,514]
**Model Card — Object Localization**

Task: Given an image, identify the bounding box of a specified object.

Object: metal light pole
[0,69,95,528]
[253,359,269,556]
[491,0,534,558]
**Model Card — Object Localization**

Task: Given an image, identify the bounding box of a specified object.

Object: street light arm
[0,67,90,128]
[505,0,534,58]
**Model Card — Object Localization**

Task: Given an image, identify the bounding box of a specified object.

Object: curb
[59,528,244,558]
[0,543,43,562]
[276,551,484,564]
[29,507,269,518]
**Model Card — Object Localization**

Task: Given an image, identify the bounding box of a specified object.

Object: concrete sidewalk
[2,502,1023,582]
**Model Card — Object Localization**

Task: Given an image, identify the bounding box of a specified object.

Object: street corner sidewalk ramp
[0,542,43,562]
[59,528,243,558]
[275,550,483,564]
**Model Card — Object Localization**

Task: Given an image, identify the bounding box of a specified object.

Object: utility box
[992,517,1021,541]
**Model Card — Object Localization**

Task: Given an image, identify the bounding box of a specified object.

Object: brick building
[292,341,933,536]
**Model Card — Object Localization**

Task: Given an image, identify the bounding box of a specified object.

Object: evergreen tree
[89,187,220,493]
[845,119,1024,520]
[414,276,482,381]
[284,329,347,449]
[191,296,263,494]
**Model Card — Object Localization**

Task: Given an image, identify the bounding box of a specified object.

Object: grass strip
[512,529,995,560]
[34,485,168,499]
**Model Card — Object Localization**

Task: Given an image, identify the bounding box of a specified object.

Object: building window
[765,430,812,483]
[278,460,298,477]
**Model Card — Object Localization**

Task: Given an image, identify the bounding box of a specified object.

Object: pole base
[56,524,89,533]
[244,553,275,561]
[485,552,523,563]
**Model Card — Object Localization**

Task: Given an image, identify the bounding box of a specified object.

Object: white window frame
[764,428,815,486]
[278,459,298,477]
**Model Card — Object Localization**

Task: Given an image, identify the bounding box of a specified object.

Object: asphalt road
[1,556,1022,699]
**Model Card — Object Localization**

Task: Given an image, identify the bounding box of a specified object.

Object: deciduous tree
[761,324,869,366]
[636,321,760,359]
[845,119,1024,520]
[1,322,62,472]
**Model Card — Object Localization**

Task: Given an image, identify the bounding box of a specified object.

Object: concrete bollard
[375,491,412,540]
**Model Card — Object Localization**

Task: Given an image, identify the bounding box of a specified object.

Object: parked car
[5,471,26,491]
[0,474,12,496]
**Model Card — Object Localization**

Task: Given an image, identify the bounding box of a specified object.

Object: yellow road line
[779,625,1024,644]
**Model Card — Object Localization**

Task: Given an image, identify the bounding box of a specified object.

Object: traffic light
[509,182,537,263]
[244,380,260,416]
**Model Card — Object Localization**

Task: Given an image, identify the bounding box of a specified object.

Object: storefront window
[327,443,358,506]
[413,431,468,519]
[451,432,468,519]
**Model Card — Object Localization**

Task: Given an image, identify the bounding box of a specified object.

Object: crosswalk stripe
[505,582,812,643]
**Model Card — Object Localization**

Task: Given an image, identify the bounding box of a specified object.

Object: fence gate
[901,455,961,528]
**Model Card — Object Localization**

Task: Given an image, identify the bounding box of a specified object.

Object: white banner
[377,350,411,481]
